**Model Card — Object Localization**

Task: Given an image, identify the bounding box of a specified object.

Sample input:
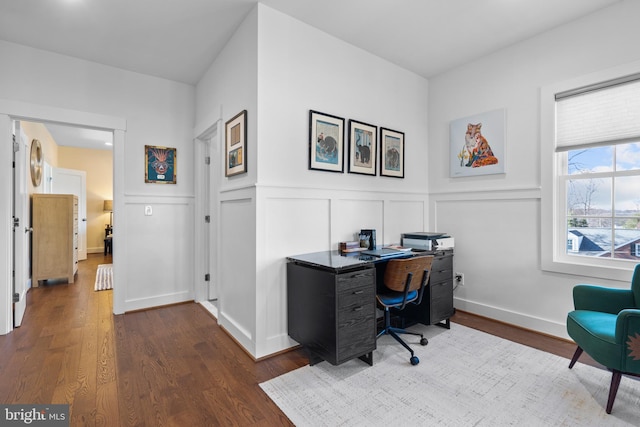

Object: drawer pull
[353,306,363,312]
[351,273,370,278]
[353,290,364,295]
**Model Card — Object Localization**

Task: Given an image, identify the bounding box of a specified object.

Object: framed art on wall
[145,145,177,184]
[226,110,247,177]
[380,127,404,178]
[309,110,344,173]
[348,119,377,175]
[449,108,505,177]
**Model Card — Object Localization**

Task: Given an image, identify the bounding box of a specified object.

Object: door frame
[194,118,221,304]
[0,99,127,334]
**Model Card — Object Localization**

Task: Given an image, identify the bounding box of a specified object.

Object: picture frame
[145,145,176,184]
[348,119,377,175]
[380,127,404,178]
[309,110,344,173]
[449,108,506,178]
[225,110,247,177]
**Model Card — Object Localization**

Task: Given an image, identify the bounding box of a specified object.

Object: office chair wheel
[420,337,428,346]
[410,356,420,365]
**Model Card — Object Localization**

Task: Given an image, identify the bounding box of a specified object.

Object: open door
[12,122,29,327]
[51,167,87,260]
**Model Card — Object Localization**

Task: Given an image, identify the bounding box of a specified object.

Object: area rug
[94,264,113,291]
[260,323,640,426]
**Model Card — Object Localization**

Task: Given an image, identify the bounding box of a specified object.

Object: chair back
[632,263,640,308]
[384,256,433,292]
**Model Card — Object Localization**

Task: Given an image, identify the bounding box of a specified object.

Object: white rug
[260,323,640,426]
[94,264,113,291]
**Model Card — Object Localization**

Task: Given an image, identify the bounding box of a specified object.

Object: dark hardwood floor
[0,254,591,426]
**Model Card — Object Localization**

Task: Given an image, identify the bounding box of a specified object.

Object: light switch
[145,205,152,216]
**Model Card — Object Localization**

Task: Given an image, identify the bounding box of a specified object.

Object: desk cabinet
[32,194,78,285]
[396,249,454,327]
[287,262,376,366]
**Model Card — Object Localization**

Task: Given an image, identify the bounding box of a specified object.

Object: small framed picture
[145,145,176,184]
[309,110,344,173]
[348,120,377,176]
[225,110,247,177]
[380,127,404,178]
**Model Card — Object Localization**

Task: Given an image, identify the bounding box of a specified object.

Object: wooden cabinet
[32,194,78,285]
[287,261,376,366]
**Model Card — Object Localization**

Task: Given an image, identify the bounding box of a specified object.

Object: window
[541,65,640,280]
[556,77,640,262]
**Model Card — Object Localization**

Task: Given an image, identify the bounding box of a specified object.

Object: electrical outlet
[455,272,464,286]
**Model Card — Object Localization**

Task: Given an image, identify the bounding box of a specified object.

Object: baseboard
[124,291,191,313]
[453,297,569,340]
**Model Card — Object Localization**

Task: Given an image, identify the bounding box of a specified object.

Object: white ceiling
[1,0,621,149]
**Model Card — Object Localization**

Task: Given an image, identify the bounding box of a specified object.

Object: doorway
[0,101,126,335]
[195,119,221,318]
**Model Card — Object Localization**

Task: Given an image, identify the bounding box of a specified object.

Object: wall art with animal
[309,110,345,173]
[348,119,377,175]
[449,109,505,177]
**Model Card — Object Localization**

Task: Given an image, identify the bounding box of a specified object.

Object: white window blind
[555,75,640,152]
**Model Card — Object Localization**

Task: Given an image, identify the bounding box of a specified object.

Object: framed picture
[225,110,247,177]
[380,127,404,178]
[348,119,377,175]
[449,108,506,177]
[309,110,344,173]
[145,145,176,184]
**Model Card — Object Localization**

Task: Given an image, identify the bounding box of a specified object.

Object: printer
[401,232,454,251]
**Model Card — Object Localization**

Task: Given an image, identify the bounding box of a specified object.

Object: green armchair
[566,264,640,414]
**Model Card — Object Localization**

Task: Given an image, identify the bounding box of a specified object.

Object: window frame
[541,61,640,282]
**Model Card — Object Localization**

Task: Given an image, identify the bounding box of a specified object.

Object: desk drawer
[337,268,375,293]
[337,308,376,362]
[430,254,452,283]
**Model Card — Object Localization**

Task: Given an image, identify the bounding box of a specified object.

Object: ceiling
[1,0,621,149]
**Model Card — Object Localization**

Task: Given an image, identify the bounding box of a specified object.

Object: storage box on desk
[401,232,454,250]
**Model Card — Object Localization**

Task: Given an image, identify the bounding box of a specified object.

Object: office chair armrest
[573,284,634,314]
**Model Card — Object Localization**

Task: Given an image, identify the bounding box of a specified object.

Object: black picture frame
[225,110,247,177]
[348,119,377,176]
[380,127,404,178]
[309,110,345,173]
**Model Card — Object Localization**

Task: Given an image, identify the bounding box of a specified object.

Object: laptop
[361,248,405,258]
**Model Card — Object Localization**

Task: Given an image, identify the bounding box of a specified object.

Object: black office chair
[376,256,433,365]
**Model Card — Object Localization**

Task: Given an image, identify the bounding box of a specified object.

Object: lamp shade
[103,200,113,212]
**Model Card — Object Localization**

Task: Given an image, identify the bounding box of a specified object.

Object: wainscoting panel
[218,195,257,352]
[123,196,194,311]
[254,186,428,357]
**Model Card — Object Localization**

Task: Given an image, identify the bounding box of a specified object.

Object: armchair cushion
[567,310,621,368]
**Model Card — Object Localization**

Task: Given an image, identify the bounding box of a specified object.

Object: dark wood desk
[287,248,454,366]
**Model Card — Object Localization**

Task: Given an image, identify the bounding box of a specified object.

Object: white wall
[196,7,259,353]
[0,40,196,314]
[196,5,430,358]
[253,5,429,357]
[428,0,640,338]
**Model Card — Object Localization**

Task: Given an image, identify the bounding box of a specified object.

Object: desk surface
[287,249,428,272]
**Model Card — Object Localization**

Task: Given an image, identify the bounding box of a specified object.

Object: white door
[51,167,87,260]
[12,122,28,327]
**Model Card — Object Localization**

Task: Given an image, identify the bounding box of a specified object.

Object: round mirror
[30,139,43,186]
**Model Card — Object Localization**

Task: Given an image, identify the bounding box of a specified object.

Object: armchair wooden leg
[606,370,622,414]
[568,346,583,369]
